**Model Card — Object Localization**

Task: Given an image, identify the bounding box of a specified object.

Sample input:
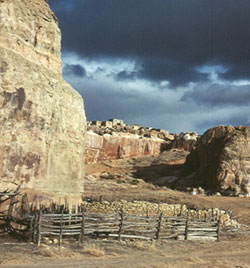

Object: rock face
[171,132,198,152]
[86,120,198,164]
[185,126,250,194]
[0,0,86,197]
[86,131,166,163]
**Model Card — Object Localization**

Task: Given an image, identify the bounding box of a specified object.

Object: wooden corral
[0,191,231,245]
[32,209,221,246]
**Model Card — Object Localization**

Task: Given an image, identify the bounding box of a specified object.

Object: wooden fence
[31,210,221,246]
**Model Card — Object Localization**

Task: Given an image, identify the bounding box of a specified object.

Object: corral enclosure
[0,189,238,246]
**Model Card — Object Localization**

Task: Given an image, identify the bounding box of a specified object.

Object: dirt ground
[1,234,250,268]
[1,150,250,267]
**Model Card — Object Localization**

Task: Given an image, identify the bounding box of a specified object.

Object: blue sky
[49,0,250,134]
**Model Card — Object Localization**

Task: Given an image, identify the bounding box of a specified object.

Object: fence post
[7,196,15,218]
[118,209,124,241]
[29,216,34,242]
[37,212,42,247]
[59,211,63,246]
[80,209,85,244]
[155,212,163,240]
[217,215,221,242]
[179,205,183,216]
[185,209,190,240]
[33,212,38,243]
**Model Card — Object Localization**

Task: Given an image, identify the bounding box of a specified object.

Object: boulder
[0,0,86,199]
[171,132,198,151]
[184,125,250,194]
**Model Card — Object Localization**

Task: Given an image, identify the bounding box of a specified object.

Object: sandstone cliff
[86,131,166,163]
[0,0,86,198]
[86,121,174,163]
[86,120,197,164]
[184,125,250,194]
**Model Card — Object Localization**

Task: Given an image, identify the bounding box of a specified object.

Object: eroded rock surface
[184,125,250,194]
[0,0,86,197]
[86,120,197,164]
[86,131,167,163]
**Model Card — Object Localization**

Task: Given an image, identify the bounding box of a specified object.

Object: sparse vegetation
[81,243,105,257]
[127,239,156,252]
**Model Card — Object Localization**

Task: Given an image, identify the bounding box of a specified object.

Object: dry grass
[35,245,75,258]
[82,243,105,257]
[127,239,156,252]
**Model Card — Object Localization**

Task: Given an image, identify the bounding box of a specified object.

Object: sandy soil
[1,235,250,268]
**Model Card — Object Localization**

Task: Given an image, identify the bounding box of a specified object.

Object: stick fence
[32,211,221,245]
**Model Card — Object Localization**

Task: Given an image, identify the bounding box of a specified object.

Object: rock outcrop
[184,125,250,194]
[0,0,86,198]
[86,131,166,163]
[86,120,197,164]
[86,120,175,163]
[171,132,198,152]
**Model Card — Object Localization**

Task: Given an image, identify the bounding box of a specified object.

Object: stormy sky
[49,0,250,134]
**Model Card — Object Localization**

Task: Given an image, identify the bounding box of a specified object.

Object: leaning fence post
[59,211,63,246]
[80,209,85,244]
[7,196,15,219]
[37,212,42,247]
[29,215,34,242]
[155,212,163,240]
[185,208,190,240]
[33,212,38,243]
[217,215,221,242]
[118,209,124,241]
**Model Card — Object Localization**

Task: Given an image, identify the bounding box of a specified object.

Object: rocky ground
[85,149,250,225]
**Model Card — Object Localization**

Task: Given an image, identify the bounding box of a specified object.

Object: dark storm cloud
[63,63,86,77]
[67,78,167,123]
[137,57,208,87]
[49,0,250,86]
[181,83,250,107]
[115,70,137,81]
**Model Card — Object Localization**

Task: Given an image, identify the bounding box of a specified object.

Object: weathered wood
[179,204,183,216]
[155,212,163,240]
[124,215,159,220]
[122,223,158,228]
[27,205,223,244]
[186,236,217,241]
[125,229,156,234]
[33,213,38,243]
[59,212,63,246]
[188,228,217,232]
[84,221,120,227]
[37,212,42,247]
[109,234,152,240]
[185,209,190,240]
[118,210,124,241]
[217,216,221,242]
[80,210,85,243]
[29,216,34,242]
[187,232,217,237]
[85,227,119,233]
